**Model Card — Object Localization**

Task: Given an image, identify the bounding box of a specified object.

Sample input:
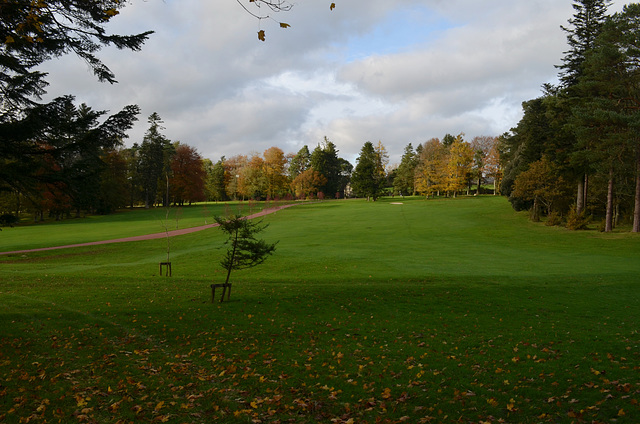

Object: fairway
[1,196,639,423]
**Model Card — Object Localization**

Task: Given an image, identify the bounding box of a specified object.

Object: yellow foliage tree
[414,138,447,198]
[262,146,288,200]
[444,135,474,197]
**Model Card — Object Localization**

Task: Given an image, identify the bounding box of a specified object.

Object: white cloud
[36,0,628,165]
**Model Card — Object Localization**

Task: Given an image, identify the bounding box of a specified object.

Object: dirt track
[0,204,296,256]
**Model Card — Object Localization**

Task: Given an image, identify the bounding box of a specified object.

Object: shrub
[0,214,18,227]
[565,206,591,230]
[545,211,563,227]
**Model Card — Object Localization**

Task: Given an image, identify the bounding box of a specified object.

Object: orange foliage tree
[170,143,206,205]
[290,169,327,199]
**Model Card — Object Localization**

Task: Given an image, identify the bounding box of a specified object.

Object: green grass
[0,196,639,423]
[0,201,266,252]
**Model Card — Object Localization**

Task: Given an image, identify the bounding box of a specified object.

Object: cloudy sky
[40,0,626,165]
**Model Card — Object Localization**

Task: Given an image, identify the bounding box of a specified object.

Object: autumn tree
[470,136,498,195]
[170,143,206,206]
[485,137,503,195]
[224,155,248,200]
[290,169,327,199]
[500,98,554,203]
[263,146,288,199]
[512,157,573,222]
[444,135,474,197]
[241,154,266,200]
[415,138,447,198]
[205,157,227,202]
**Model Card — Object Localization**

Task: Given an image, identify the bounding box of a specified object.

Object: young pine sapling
[215,214,278,288]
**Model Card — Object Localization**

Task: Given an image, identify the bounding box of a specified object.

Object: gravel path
[0,203,296,256]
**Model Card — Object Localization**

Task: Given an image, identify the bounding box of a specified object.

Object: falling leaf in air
[258,30,266,41]
[280,22,290,29]
[330,3,336,10]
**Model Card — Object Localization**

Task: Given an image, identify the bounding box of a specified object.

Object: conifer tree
[558,0,612,88]
[352,141,384,201]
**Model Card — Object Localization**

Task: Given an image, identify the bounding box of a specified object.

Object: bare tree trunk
[605,168,614,233]
[531,197,540,222]
[584,174,588,211]
[633,148,640,233]
[576,177,585,215]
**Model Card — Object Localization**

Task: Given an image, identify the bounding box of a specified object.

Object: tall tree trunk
[15,190,20,216]
[605,167,614,233]
[583,174,588,211]
[576,177,585,215]
[633,147,640,233]
[531,197,540,222]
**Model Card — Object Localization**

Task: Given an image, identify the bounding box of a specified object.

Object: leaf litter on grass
[2,285,639,424]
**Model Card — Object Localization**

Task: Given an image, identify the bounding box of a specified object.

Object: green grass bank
[0,196,639,423]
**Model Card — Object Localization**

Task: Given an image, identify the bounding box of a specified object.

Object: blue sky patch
[341,6,456,62]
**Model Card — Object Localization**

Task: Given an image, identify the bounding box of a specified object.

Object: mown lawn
[0,200,269,252]
[0,196,639,423]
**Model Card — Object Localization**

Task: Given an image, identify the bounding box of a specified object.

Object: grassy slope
[0,196,639,423]
[0,201,265,252]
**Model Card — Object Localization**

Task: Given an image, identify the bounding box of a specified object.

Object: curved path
[0,203,296,256]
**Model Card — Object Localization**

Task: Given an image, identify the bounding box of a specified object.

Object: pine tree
[138,113,173,208]
[393,143,417,196]
[289,146,311,179]
[558,0,612,215]
[215,215,277,286]
[558,0,612,88]
[351,141,384,201]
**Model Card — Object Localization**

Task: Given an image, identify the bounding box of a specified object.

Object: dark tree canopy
[557,0,612,88]
[137,113,174,208]
[0,0,151,213]
[0,0,153,113]
[289,145,311,179]
[393,143,417,196]
[351,141,384,201]
[310,137,345,198]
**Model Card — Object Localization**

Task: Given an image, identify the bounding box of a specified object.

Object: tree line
[3,0,638,234]
[499,0,640,233]
[0,1,152,220]
[0,104,504,219]
[351,135,501,202]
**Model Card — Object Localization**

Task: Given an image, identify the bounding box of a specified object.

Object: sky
[40,0,627,165]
